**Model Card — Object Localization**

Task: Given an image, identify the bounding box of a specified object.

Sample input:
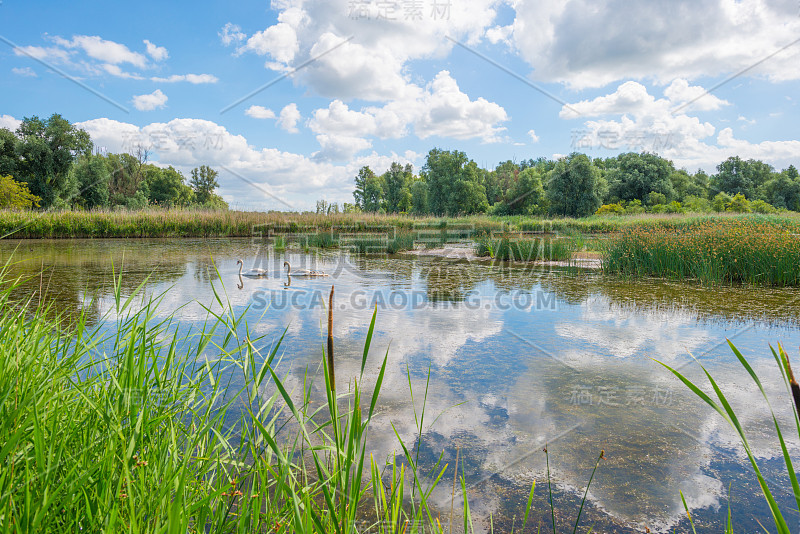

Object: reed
[658,341,800,534]
[0,259,610,533]
[602,217,800,286]
[475,236,577,262]
[5,208,800,240]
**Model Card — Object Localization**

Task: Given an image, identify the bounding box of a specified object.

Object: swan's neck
[239,262,243,275]
[285,262,291,273]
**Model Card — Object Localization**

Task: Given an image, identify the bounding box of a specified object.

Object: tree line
[348,150,800,217]
[0,114,226,210]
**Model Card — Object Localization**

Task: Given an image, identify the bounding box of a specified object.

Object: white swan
[237,259,268,278]
[284,261,328,277]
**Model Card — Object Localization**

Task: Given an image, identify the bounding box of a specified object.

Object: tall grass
[659,341,800,534]
[0,259,611,533]
[4,208,800,240]
[603,217,800,286]
[475,236,577,262]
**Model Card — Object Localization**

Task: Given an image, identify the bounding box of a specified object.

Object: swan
[284,261,328,277]
[237,259,268,278]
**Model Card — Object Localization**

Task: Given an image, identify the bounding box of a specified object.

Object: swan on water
[284,261,328,277]
[237,259,268,278]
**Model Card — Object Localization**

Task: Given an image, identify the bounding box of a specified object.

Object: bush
[595,203,625,215]
[0,174,41,209]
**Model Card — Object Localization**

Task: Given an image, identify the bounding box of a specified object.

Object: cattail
[327,285,335,391]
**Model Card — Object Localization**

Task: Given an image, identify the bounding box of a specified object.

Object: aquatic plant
[603,217,800,286]
[659,341,800,534]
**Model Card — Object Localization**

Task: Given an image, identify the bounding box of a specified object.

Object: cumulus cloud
[232,0,499,101]
[277,103,301,133]
[0,114,21,131]
[132,89,168,111]
[308,71,508,145]
[150,73,218,84]
[528,129,539,143]
[74,117,415,209]
[313,133,373,161]
[245,105,276,119]
[54,35,148,68]
[506,0,800,88]
[143,39,169,61]
[561,80,799,170]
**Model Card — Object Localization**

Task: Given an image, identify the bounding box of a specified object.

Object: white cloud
[245,105,276,119]
[102,63,143,79]
[238,22,299,64]
[55,35,148,68]
[414,71,508,141]
[234,0,499,102]
[143,39,169,61]
[132,89,168,111]
[11,66,36,77]
[528,129,539,143]
[663,79,729,111]
[562,80,799,171]
[74,116,416,209]
[308,71,508,144]
[0,114,21,131]
[150,73,218,84]
[506,0,800,89]
[219,22,246,46]
[313,133,373,161]
[13,45,72,63]
[277,103,301,133]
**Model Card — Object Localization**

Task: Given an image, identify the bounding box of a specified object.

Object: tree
[70,155,109,209]
[725,193,752,213]
[353,166,385,212]
[382,162,414,213]
[14,114,92,207]
[607,152,675,203]
[760,168,800,211]
[421,149,488,215]
[712,192,732,212]
[0,174,40,209]
[410,180,428,215]
[190,165,220,205]
[546,153,603,217]
[146,166,194,207]
[711,157,774,199]
[0,129,19,178]
[505,167,545,214]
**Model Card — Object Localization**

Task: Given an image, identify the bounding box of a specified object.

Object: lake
[3,237,799,533]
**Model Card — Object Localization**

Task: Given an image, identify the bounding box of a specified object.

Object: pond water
[3,237,800,533]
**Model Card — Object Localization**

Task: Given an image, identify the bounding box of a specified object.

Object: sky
[1,0,799,211]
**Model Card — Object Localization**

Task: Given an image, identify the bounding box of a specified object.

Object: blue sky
[1,0,799,210]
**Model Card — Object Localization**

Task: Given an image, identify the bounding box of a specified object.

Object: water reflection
[1,238,799,532]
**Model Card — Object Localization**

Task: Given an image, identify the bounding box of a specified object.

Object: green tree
[725,193,752,213]
[190,165,220,205]
[760,167,800,211]
[0,129,19,178]
[14,114,92,207]
[70,155,110,209]
[711,157,774,199]
[421,149,488,215]
[506,167,545,214]
[382,162,413,213]
[0,174,41,209]
[546,153,603,217]
[410,180,428,215]
[353,166,385,212]
[607,152,675,203]
[712,192,733,212]
[146,166,194,207]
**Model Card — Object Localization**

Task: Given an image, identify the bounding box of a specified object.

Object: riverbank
[4,208,800,240]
